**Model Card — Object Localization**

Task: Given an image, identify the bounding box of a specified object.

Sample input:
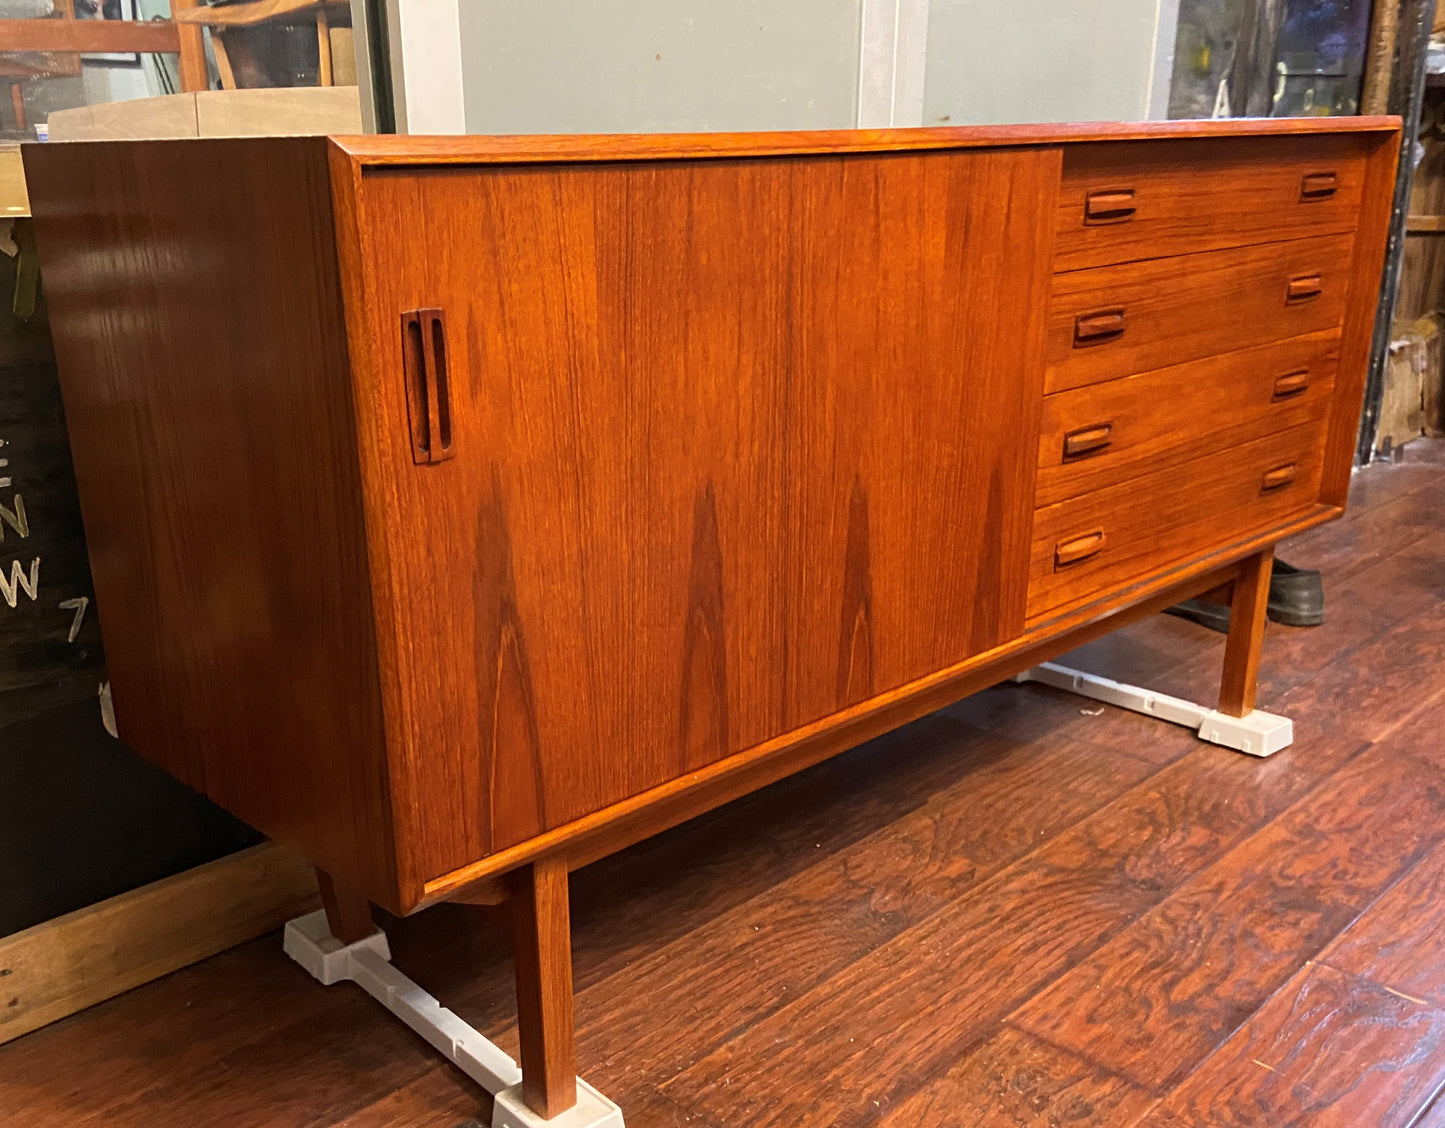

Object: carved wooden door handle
[401,307,455,464]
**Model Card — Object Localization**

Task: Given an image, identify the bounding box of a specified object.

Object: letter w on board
[0,437,40,609]
[1,557,39,609]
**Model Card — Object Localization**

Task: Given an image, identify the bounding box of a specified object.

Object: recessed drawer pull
[401,307,455,465]
[1074,308,1126,346]
[1063,422,1114,459]
[1055,530,1106,569]
[1300,172,1339,200]
[1286,273,1323,303]
[1084,188,1137,225]
[1261,463,1299,492]
[1272,369,1311,400]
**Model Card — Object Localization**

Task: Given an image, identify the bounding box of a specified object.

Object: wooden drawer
[1055,135,1369,272]
[1028,422,1328,621]
[1036,329,1339,506]
[1046,233,1353,394]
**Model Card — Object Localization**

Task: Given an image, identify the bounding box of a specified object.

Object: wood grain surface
[1012,736,1445,1090]
[1029,424,1326,620]
[316,869,375,946]
[1320,839,1445,1008]
[23,120,1396,955]
[22,139,400,909]
[1139,963,1445,1128]
[328,116,1401,168]
[340,148,1059,885]
[659,735,1329,1128]
[0,842,317,1046]
[1054,135,1370,271]
[878,1026,1155,1128]
[512,857,577,1117]
[568,729,1157,1091]
[0,18,182,54]
[1036,330,1340,506]
[1219,547,1273,716]
[0,446,1441,1128]
[418,532,1322,906]
[1322,125,1403,506]
[1046,234,1355,394]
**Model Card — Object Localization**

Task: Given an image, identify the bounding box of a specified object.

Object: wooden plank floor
[2,439,1443,1128]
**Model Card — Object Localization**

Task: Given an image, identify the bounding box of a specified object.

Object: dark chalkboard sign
[0,245,105,724]
[0,232,260,938]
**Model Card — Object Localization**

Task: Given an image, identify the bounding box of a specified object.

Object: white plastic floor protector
[1015,661,1293,757]
[284,910,624,1128]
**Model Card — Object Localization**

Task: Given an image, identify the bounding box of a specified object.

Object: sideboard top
[328,116,1402,168]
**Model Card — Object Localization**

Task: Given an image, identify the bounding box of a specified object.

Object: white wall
[923,0,1168,125]
[80,65,159,109]
[392,0,1173,135]
[458,0,864,135]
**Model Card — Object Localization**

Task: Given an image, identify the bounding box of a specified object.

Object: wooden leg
[170,0,211,92]
[316,868,374,944]
[212,31,238,92]
[1219,547,1274,717]
[10,84,26,134]
[316,7,333,86]
[512,856,577,1119]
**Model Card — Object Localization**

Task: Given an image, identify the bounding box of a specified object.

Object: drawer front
[1037,329,1339,506]
[1046,233,1353,394]
[1028,422,1327,621]
[1055,136,1369,272]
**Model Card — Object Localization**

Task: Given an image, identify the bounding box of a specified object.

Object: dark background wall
[0,238,260,938]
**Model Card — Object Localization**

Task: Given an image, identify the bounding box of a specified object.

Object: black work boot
[1164,559,1325,633]
[1265,560,1327,627]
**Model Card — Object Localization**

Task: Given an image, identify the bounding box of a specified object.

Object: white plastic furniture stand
[283,910,625,1128]
[1014,661,1294,757]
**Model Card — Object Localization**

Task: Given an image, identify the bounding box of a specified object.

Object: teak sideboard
[24,117,1399,1120]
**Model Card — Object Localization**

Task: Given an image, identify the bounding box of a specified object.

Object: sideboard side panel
[23,138,401,910]
[1323,128,1402,506]
[351,148,1059,876]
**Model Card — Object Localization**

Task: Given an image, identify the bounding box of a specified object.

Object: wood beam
[0,18,180,54]
[0,843,319,1046]
[165,0,210,93]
